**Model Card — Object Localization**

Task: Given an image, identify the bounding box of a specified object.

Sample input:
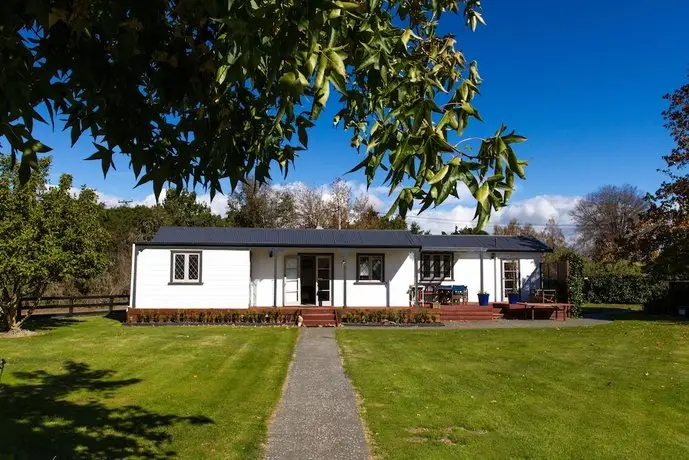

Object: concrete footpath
[264,328,369,460]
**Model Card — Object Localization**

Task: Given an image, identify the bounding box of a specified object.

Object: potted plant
[477,290,490,306]
[507,290,520,305]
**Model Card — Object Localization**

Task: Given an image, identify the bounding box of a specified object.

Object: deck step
[301,309,338,327]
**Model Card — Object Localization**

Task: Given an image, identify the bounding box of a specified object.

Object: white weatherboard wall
[251,248,415,307]
[437,252,496,302]
[134,247,250,308]
[435,252,542,303]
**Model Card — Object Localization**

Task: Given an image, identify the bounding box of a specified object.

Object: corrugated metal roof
[146,227,550,252]
[415,234,551,252]
[149,226,421,248]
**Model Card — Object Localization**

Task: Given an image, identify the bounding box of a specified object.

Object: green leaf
[475,182,489,211]
[503,132,527,144]
[298,125,308,148]
[326,49,346,77]
[401,29,412,47]
[507,148,526,179]
[460,102,482,121]
[360,52,379,70]
[428,164,449,184]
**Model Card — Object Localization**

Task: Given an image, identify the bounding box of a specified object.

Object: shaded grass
[338,321,689,459]
[582,303,644,311]
[0,317,298,459]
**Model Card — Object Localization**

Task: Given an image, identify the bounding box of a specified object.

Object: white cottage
[129,227,550,309]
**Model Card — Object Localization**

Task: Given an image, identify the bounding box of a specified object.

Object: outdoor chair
[436,285,453,305]
[408,285,425,307]
[451,285,468,304]
[422,284,438,307]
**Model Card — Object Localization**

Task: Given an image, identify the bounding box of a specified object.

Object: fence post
[108,296,114,314]
[69,296,75,316]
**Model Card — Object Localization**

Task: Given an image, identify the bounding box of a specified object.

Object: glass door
[316,255,332,306]
[502,260,521,301]
[284,256,299,305]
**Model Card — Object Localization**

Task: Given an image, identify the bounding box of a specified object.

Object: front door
[284,255,299,305]
[502,259,521,301]
[316,255,332,306]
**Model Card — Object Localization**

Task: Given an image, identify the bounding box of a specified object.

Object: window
[171,252,202,284]
[420,252,453,281]
[357,254,384,282]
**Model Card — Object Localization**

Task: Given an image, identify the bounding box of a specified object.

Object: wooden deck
[494,302,571,321]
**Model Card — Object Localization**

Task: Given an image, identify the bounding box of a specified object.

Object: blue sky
[35,0,689,232]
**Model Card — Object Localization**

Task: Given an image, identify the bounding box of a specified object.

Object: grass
[0,316,298,460]
[338,319,689,459]
[582,303,644,312]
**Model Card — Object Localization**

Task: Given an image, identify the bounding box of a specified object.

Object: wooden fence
[19,294,130,318]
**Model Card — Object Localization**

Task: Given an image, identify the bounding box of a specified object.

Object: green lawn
[582,303,644,312]
[338,320,689,459]
[0,317,298,460]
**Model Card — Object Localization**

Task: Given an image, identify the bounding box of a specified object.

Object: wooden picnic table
[503,302,571,321]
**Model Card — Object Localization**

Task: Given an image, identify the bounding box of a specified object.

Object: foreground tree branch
[1,0,526,230]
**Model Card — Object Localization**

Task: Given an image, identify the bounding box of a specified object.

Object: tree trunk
[1,298,20,332]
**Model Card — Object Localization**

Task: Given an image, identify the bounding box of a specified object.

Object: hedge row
[130,309,300,325]
[128,308,438,325]
[583,275,668,305]
[338,308,437,324]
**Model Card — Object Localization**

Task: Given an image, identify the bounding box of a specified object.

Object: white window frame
[356,254,385,283]
[420,252,453,281]
[170,251,202,284]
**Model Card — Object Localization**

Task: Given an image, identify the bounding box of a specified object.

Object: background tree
[409,222,431,235]
[539,217,566,250]
[570,185,647,261]
[637,72,689,277]
[2,0,525,230]
[0,158,107,331]
[89,205,168,295]
[493,218,539,237]
[294,184,328,229]
[453,225,488,235]
[226,180,296,228]
[325,178,353,229]
[162,190,225,227]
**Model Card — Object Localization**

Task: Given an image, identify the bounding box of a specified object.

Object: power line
[405,214,578,228]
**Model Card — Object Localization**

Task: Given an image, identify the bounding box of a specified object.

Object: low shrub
[129,309,302,325]
[339,308,437,324]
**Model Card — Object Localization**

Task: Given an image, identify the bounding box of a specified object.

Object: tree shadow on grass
[582,308,688,324]
[21,316,84,332]
[0,361,213,459]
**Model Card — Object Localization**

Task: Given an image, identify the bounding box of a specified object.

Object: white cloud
[81,178,581,235]
[407,194,582,235]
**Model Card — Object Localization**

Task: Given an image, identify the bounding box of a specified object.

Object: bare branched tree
[326,178,353,229]
[294,184,328,228]
[570,184,647,261]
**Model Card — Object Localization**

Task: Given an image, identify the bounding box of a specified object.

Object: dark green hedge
[584,275,668,305]
[644,281,689,315]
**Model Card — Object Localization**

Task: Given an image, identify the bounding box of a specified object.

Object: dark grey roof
[146,227,550,252]
[149,227,420,248]
[416,234,551,252]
